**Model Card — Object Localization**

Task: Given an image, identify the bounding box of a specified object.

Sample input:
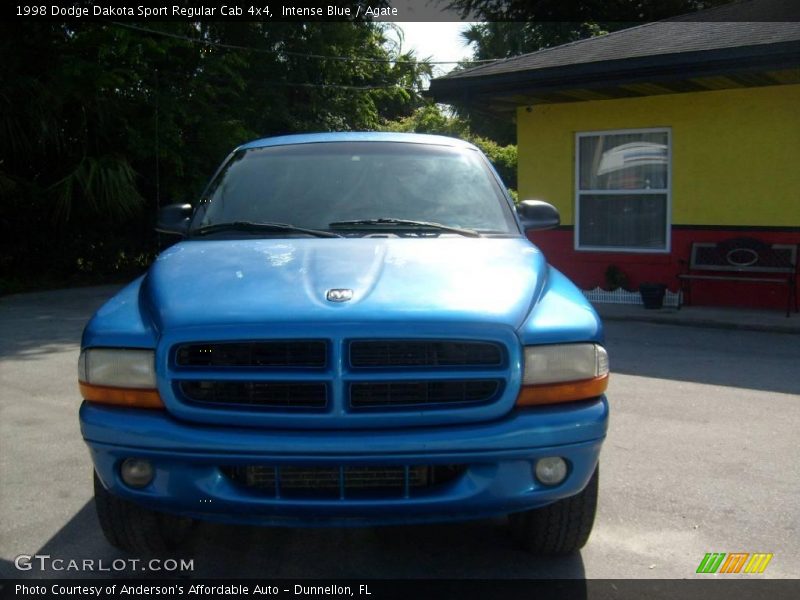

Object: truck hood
[142,237,546,332]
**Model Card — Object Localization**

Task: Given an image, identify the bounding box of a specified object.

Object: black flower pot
[639,283,667,309]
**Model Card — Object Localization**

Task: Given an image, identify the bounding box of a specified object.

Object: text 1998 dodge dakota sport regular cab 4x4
[78,132,609,556]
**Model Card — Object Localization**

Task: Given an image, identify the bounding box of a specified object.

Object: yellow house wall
[517,84,800,227]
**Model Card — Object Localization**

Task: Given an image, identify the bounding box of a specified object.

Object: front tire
[93,471,193,554]
[509,465,599,555]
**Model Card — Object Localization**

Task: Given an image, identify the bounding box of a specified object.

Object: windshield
[191,141,519,236]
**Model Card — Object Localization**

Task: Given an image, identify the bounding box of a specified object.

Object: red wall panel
[528,228,799,311]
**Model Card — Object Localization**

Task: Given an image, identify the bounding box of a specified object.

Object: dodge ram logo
[326,289,353,302]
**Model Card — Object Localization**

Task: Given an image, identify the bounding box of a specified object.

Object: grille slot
[176,341,327,368]
[350,340,503,368]
[170,337,510,418]
[224,464,466,498]
[179,381,327,409]
[350,380,501,409]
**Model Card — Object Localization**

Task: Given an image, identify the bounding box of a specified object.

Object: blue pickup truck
[78,132,609,556]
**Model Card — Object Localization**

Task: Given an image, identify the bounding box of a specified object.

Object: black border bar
[2,579,800,600]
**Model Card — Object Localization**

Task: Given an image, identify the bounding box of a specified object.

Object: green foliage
[469,136,517,190]
[604,265,631,291]
[381,104,469,137]
[446,0,732,22]
[49,157,144,221]
[459,22,611,61]
[445,1,730,143]
[379,104,517,190]
[0,21,430,291]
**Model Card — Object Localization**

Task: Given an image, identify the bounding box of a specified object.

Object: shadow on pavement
[17,501,587,580]
[0,286,121,361]
[604,320,800,395]
[5,285,797,396]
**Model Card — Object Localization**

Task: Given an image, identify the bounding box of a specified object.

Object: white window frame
[574,127,672,254]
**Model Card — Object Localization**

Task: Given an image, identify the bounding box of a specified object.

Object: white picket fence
[582,286,682,308]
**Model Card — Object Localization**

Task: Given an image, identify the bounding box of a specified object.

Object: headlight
[523,344,608,385]
[517,343,609,406]
[78,349,163,409]
[78,348,156,388]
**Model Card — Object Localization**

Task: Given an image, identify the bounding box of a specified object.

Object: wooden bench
[678,238,798,317]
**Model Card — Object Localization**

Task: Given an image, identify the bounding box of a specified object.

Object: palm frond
[48,156,144,221]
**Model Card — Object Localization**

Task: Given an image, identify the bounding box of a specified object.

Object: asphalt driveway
[1,286,798,579]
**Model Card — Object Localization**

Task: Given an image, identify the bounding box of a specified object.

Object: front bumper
[81,397,608,527]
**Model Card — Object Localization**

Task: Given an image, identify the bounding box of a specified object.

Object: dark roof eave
[430,41,800,103]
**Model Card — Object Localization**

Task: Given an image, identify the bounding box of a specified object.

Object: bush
[380,105,517,190]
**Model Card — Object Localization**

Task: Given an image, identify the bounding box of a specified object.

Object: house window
[576,128,670,252]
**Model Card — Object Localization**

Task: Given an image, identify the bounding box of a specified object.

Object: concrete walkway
[594,302,800,334]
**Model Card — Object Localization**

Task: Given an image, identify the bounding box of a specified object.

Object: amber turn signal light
[515,374,609,407]
[79,382,164,409]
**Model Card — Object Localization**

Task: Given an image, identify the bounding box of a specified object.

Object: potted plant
[604,265,630,291]
[639,282,668,309]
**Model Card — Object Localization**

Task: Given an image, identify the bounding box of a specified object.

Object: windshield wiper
[328,218,480,238]
[190,221,342,238]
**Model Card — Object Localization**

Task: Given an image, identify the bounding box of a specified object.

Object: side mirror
[156,203,193,235]
[517,200,560,231]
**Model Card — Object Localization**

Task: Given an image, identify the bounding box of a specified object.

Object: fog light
[535,457,567,485]
[120,458,154,488]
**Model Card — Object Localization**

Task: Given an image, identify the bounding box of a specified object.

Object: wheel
[509,465,599,555]
[93,471,193,554]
